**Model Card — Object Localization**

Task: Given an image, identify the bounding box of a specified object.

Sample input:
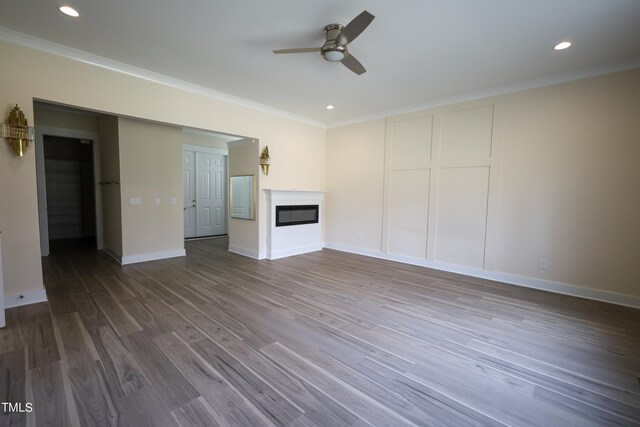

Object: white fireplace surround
[264,189,326,260]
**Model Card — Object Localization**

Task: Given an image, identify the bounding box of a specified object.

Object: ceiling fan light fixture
[324,50,344,62]
[322,44,346,62]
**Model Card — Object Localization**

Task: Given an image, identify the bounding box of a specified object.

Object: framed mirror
[230,175,255,220]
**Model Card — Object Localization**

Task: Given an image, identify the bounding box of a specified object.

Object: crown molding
[0,27,326,129]
[327,58,640,128]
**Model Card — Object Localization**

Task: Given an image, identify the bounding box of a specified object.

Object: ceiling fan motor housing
[322,24,347,62]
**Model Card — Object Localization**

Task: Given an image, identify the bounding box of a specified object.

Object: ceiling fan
[273,10,375,75]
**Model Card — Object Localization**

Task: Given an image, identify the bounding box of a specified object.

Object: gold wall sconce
[1,105,35,157]
[259,145,270,175]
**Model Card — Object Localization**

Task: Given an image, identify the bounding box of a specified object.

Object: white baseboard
[228,245,260,260]
[4,288,48,309]
[268,243,324,260]
[324,242,640,309]
[121,249,186,265]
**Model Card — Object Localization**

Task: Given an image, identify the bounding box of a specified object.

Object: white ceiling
[2,0,640,126]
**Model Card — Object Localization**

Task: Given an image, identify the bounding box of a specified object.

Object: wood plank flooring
[1,237,640,426]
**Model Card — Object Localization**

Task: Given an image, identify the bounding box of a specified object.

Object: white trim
[326,59,640,128]
[263,189,328,200]
[121,249,186,265]
[182,144,228,155]
[324,242,640,309]
[4,288,48,309]
[228,245,260,260]
[35,129,49,256]
[268,243,324,260]
[0,27,325,129]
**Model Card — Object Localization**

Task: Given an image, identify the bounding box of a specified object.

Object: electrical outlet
[129,197,142,205]
[154,197,160,205]
[538,259,549,270]
[358,232,364,241]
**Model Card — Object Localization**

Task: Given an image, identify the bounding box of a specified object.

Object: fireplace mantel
[263,189,327,200]
[263,189,326,260]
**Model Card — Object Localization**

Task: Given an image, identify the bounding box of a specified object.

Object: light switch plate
[154,197,160,205]
[169,197,176,205]
[129,197,142,205]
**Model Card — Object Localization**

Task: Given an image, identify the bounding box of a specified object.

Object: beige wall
[228,140,260,256]
[0,133,41,297]
[118,118,183,258]
[0,70,42,298]
[326,119,386,251]
[492,70,640,295]
[326,68,640,301]
[0,38,324,299]
[98,114,122,257]
[34,105,99,132]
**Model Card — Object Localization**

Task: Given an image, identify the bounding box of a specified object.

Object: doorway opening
[35,118,103,257]
[42,136,97,252]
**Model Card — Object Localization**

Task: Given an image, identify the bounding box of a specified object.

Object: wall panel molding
[383,101,496,270]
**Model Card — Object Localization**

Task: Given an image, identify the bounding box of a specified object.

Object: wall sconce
[259,145,270,175]
[1,105,35,157]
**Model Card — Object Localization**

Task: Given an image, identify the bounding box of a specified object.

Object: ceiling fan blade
[339,10,375,44]
[273,47,321,54]
[341,54,366,75]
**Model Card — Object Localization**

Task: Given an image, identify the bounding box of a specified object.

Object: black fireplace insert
[275,205,319,227]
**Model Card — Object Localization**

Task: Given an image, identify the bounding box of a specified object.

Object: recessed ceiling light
[326,105,334,110]
[59,5,79,17]
[554,41,571,51]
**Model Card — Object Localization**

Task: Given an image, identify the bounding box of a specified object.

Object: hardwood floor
[1,237,639,426]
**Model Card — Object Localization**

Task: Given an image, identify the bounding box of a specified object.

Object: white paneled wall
[434,166,489,267]
[383,103,495,269]
[387,169,430,257]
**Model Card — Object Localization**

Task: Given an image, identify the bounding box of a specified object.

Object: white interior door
[183,150,196,238]
[196,152,227,237]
